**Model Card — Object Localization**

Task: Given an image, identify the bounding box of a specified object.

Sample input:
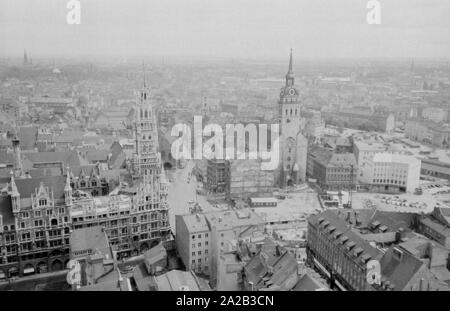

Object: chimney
[395,228,404,243]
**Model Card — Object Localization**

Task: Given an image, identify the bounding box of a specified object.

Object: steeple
[285,48,295,87]
[288,48,293,73]
[143,61,147,89]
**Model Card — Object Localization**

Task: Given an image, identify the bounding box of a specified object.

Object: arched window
[145,110,148,118]
[290,109,293,115]
[140,109,143,118]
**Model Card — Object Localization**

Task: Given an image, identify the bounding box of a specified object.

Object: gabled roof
[244,239,298,290]
[144,242,167,266]
[380,246,424,291]
[0,175,66,201]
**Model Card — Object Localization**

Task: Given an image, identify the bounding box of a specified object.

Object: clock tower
[278,49,307,186]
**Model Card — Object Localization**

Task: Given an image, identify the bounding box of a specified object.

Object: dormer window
[346,241,356,251]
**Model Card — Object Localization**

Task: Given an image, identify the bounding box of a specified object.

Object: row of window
[191,233,209,240]
[284,108,299,116]
[192,241,209,248]
[191,250,209,257]
[372,179,406,185]
[20,208,66,220]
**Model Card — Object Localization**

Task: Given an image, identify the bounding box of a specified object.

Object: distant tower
[278,49,307,187]
[10,172,21,213]
[64,167,73,206]
[132,66,161,180]
[12,136,24,178]
[23,50,28,65]
[201,95,208,119]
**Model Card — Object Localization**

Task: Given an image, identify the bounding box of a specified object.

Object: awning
[0,272,6,279]
[23,267,35,274]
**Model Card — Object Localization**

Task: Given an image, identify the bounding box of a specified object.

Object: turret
[10,171,20,213]
[64,167,73,206]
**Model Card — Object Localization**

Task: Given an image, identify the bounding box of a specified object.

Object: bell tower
[279,49,301,137]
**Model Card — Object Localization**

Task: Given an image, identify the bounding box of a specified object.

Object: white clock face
[289,89,296,96]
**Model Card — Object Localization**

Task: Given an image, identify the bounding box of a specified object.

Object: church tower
[132,70,161,181]
[278,49,307,186]
[279,49,301,137]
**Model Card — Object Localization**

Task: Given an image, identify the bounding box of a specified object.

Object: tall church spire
[142,61,147,88]
[288,48,293,73]
[285,49,295,87]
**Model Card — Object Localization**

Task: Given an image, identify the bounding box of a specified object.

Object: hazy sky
[1,0,449,60]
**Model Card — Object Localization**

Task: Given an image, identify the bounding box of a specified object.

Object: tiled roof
[244,240,298,290]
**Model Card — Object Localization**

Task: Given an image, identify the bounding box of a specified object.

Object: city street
[167,161,219,234]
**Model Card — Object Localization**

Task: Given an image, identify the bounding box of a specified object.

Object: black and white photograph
[1,0,450,299]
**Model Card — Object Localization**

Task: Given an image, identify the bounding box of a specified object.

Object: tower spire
[142,61,147,88]
[288,48,293,73]
[285,49,295,87]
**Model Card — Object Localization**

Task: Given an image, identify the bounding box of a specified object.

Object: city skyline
[1,0,450,60]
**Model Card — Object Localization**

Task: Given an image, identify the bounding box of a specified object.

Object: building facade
[360,153,421,193]
[307,146,357,191]
[0,82,170,278]
[175,209,265,288]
